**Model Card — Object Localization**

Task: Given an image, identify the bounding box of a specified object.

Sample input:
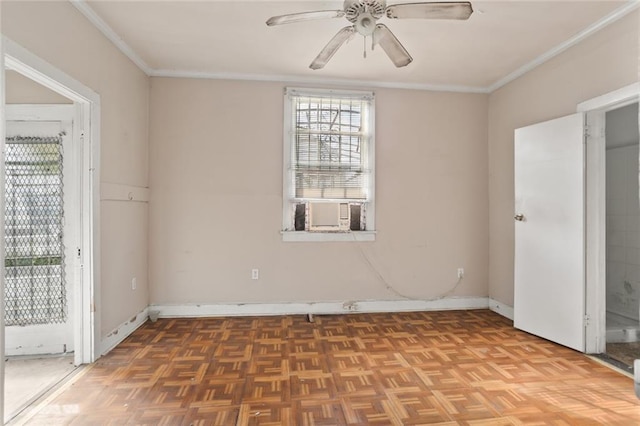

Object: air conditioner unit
[309,202,350,232]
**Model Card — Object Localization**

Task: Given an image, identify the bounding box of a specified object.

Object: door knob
[514,214,525,221]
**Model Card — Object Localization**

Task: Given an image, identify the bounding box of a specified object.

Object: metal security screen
[293,95,369,200]
[4,134,67,326]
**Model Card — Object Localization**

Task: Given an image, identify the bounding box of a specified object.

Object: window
[282,88,376,242]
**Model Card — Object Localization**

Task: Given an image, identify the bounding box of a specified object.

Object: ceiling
[81,0,634,92]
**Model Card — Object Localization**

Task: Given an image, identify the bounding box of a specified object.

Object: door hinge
[584,125,604,140]
[77,248,81,258]
[584,314,590,327]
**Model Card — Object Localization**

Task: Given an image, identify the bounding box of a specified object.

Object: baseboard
[97,298,493,353]
[488,298,514,321]
[99,307,148,355]
[150,297,489,318]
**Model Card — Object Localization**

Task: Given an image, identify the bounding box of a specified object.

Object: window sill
[281,231,376,242]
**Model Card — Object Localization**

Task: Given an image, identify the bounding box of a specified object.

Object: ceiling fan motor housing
[345,0,387,32]
[344,0,386,21]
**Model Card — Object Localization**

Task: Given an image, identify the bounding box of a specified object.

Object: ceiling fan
[266,1,473,70]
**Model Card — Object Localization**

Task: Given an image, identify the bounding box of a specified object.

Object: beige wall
[2,1,150,338]
[6,70,73,104]
[488,11,639,306]
[149,78,489,305]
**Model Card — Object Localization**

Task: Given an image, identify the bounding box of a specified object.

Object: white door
[4,105,77,356]
[514,113,586,352]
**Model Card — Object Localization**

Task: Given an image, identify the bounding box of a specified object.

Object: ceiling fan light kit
[266,0,473,70]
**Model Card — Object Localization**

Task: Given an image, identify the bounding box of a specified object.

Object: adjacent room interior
[1,0,639,423]
[605,102,640,366]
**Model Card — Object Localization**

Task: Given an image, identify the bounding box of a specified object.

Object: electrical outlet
[131,277,137,290]
[457,268,464,279]
[251,269,259,280]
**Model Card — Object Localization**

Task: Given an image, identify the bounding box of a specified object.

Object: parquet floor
[18,310,640,425]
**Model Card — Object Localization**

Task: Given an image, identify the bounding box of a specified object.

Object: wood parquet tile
[17,310,640,425]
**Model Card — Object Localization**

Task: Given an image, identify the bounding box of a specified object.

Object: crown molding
[487,0,639,93]
[71,0,638,95]
[149,68,490,93]
[70,0,153,75]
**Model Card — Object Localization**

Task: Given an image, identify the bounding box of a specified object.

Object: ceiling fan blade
[386,2,473,20]
[310,26,356,70]
[266,10,345,26]
[373,24,413,68]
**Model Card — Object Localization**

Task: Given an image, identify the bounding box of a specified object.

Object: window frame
[281,87,376,242]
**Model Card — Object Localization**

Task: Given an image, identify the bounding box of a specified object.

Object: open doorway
[513,84,640,357]
[604,102,640,369]
[2,39,101,423]
[3,85,80,419]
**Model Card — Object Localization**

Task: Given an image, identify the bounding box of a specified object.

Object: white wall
[488,11,639,307]
[1,1,150,340]
[606,145,640,320]
[149,78,489,306]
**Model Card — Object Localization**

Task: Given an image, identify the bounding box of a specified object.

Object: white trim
[151,69,489,94]
[4,324,71,357]
[282,88,376,238]
[286,87,374,99]
[70,1,152,75]
[577,82,640,112]
[87,96,101,364]
[488,1,639,93]
[282,231,376,242]
[585,110,607,354]
[488,298,514,321]
[150,297,489,318]
[0,35,6,424]
[3,37,99,104]
[101,182,150,202]
[4,37,101,364]
[99,307,148,356]
[4,104,74,120]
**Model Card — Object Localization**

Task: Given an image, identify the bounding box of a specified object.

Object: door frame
[579,82,640,353]
[1,36,102,366]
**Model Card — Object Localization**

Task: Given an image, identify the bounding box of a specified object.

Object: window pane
[293,95,368,200]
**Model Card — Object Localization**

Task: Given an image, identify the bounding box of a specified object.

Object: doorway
[2,38,101,423]
[513,83,639,357]
[3,105,81,421]
[604,102,640,368]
